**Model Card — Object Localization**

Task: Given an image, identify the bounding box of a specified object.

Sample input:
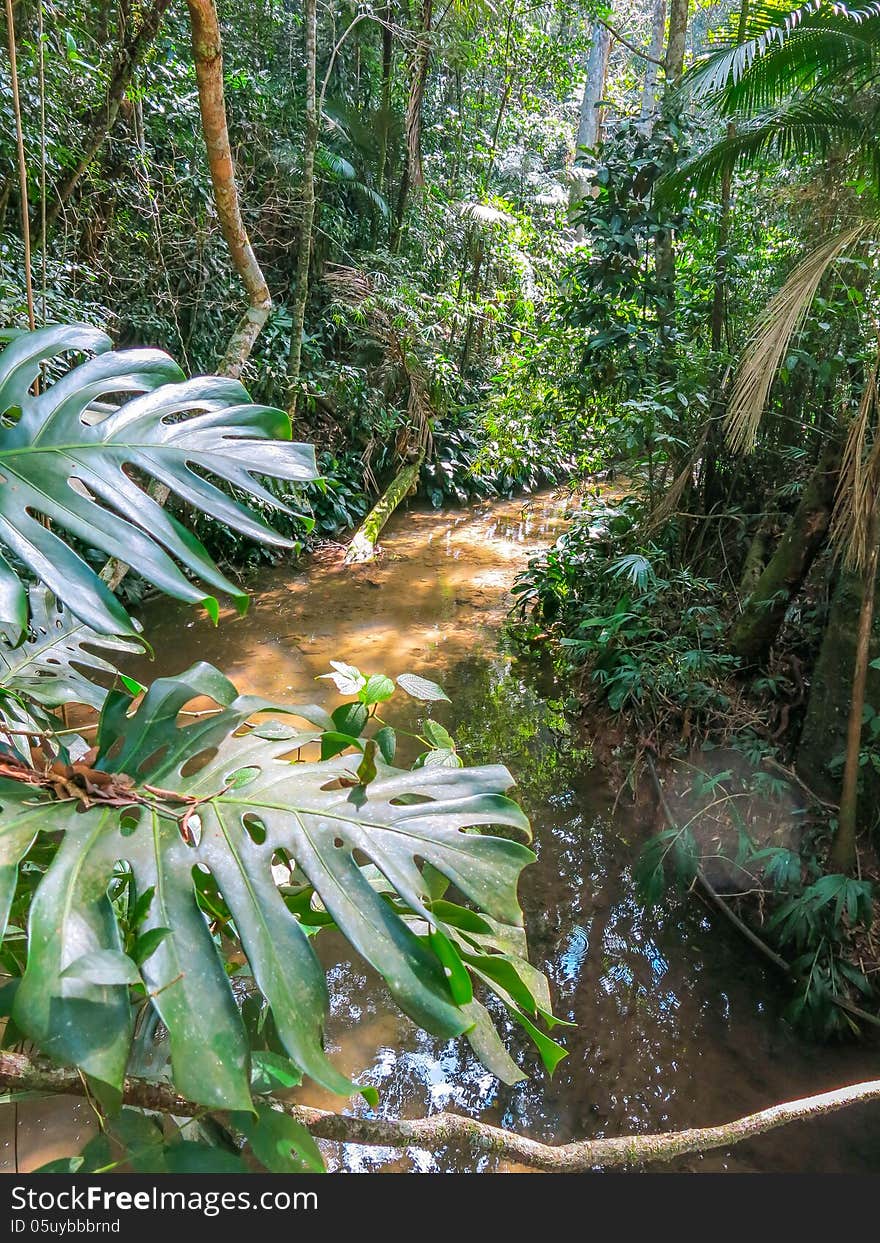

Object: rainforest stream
[2,489,877,1173]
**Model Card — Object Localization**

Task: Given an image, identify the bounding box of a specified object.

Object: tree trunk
[376,6,393,198]
[654,0,689,324]
[730,439,842,665]
[832,503,880,872]
[5,0,34,330]
[663,0,689,83]
[391,0,433,249]
[639,0,667,128]
[738,511,777,596]
[287,0,318,401]
[711,0,750,352]
[568,23,612,224]
[187,0,272,379]
[43,0,173,234]
[343,453,425,565]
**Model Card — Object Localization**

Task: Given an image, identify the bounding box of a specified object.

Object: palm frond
[831,353,880,569]
[683,2,880,109]
[726,222,874,453]
[663,97,879,201]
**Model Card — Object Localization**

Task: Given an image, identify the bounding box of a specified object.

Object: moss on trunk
[730,439,841,666]
[798,566,880,817]
[343,454,424,564]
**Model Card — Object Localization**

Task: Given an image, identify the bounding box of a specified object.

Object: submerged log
[344,453,424,565]
[730,439,841,665]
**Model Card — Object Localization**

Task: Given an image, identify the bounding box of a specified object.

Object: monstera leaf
[0,587,142,710]
[0,325,317,639]
[0,663,542,1108]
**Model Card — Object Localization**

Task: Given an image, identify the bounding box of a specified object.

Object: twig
[1,1050,879,1172]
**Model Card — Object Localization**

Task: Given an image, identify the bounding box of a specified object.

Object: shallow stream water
[2,488,877,1173]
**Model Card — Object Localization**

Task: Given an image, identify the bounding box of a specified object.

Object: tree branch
[597,18,665,66]
[1,1051,878,1172]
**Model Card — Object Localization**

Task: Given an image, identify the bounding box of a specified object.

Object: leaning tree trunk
[343,452,425,564]
[568,22,612,227]
[103,0,272,594]
[730,438,842,665]
[287,0,318,402]
[187,0,272,379]
[44,0,173,234]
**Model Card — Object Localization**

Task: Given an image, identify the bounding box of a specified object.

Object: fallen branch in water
[1,1050,879,1172]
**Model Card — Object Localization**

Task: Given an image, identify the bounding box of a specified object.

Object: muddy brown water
[2,488,878,1173]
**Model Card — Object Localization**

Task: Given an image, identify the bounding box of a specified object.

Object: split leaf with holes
[0,325,317,640]
[2,662,543,1108]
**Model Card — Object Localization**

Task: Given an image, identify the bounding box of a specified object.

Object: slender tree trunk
[43,0,173,234]
[730,438,842,665]
[376,6,393,197]
[391,0,433,249]
[711,0,750,352]
[832,502,880,872]
[186,0,272,379]
[406,0,434,189]
[568,23,612,224]
[5,0,34,329]
[103,0,272,595]
[287,0,318,400]
[639,0,667,127]
[654,0,689,337]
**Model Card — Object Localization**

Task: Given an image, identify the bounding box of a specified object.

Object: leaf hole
[243,813,266,845]
[180,746,218,777]
[136,745,170,776]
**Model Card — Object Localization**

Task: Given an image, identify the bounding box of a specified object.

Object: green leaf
[375,725,396,763]
[12,821,132,1098]
[424,720,455,750]
[460,999,527,1086]
[2,663,541,1104]
[397,673,451,702]
[234,1103,325,1173]
[356,738,378,786]
[0,587,142,707]
[361,673,395,705]
[0,327,317,638]
[61,950,141,986]
[250,1051,303,1095]
[163,1143,250,1174]
[131,926,172,967]
[331,701,369,737]
[421,747,462,769]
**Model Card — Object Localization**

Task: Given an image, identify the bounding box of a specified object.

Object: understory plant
[0,326,563,1174]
